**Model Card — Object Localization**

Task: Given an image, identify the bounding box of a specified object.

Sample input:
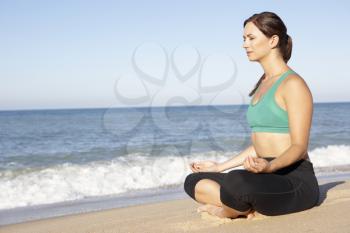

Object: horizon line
[0,101,349,112]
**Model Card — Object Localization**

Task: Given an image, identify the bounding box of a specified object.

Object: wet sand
[1,179,350,233]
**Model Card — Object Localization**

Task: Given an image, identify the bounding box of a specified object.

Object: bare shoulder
[281,73,313,99]
[284,73,308,87]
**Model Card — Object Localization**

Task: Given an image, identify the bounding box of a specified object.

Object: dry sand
[1,179,350,233]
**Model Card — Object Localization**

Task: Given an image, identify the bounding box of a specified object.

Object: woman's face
[242,22,278,61]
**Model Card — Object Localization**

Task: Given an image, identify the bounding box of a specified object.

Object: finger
[191,163,200,172]
[251,160,260,171]
[251,157,259,167]
[243,158,249,170]
[251,156,258,167]
[252,158,265,171]
[251,156,258,166]
[253,157,261,164]
[248,157,259,173]
[248,164,258,173]
[248,156,255,168]
[191,163,197,170]
[256,159,268,171]
[190,166,197,172]
[245,158,254,172]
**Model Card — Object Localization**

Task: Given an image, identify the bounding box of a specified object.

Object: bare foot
[246,210,256,220]
[197,205,261,220]
[198,204,234,218]
[197,204,208,213]
[197,204,219,213]
[246,210,267,220]
[207,206,228,218]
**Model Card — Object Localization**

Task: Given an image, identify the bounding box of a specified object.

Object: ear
[269,35,280,49]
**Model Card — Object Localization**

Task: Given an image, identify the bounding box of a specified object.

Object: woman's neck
[259,52,289,81]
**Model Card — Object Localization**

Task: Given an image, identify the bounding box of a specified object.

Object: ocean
[0,102,350,225]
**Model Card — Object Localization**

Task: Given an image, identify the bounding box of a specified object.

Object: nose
[242,40,249,49]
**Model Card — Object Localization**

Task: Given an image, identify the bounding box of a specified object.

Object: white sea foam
[308,144,350,167]
[0,144,350,210]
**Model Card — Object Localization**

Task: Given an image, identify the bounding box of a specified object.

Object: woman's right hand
[189,161,220,173]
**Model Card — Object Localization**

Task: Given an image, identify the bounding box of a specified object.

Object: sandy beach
[0,178,349,233]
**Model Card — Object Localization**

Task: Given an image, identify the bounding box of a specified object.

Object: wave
[1,144,350,210]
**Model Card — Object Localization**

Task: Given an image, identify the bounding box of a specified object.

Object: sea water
[0,102,349,225]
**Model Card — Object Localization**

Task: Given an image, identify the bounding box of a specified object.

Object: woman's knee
[184,173,221,200]
[194,179,220,195]
[184,173,202,199]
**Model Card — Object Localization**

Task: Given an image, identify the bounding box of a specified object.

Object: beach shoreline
[1,175,350,233]
[1,170,350,227]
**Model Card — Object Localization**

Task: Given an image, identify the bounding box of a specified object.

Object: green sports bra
[246,69,296,133]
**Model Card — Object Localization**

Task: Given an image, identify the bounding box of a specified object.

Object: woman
[183,11,320,219]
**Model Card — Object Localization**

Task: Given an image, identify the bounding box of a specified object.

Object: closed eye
[243,38,254,41]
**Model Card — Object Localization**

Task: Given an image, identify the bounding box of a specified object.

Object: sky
[1,0,349,110]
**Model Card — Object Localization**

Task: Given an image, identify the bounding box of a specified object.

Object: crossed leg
[194,179,256,219]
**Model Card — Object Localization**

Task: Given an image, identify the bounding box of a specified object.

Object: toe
[197,204,209,213]
[246,210,256,220]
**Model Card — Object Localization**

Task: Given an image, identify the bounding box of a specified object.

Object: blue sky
[1,0,349,110]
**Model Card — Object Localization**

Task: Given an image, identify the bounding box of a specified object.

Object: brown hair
[244,11,293,97]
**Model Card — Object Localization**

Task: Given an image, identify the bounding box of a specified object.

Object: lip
[246,51,253,54]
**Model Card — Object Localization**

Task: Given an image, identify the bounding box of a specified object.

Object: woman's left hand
[243,156,272,173]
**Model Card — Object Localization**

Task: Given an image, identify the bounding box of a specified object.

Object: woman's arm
[266,75,313,173]
[217,144,257,172]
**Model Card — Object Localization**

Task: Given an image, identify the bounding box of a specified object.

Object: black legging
[184,157,320,216]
